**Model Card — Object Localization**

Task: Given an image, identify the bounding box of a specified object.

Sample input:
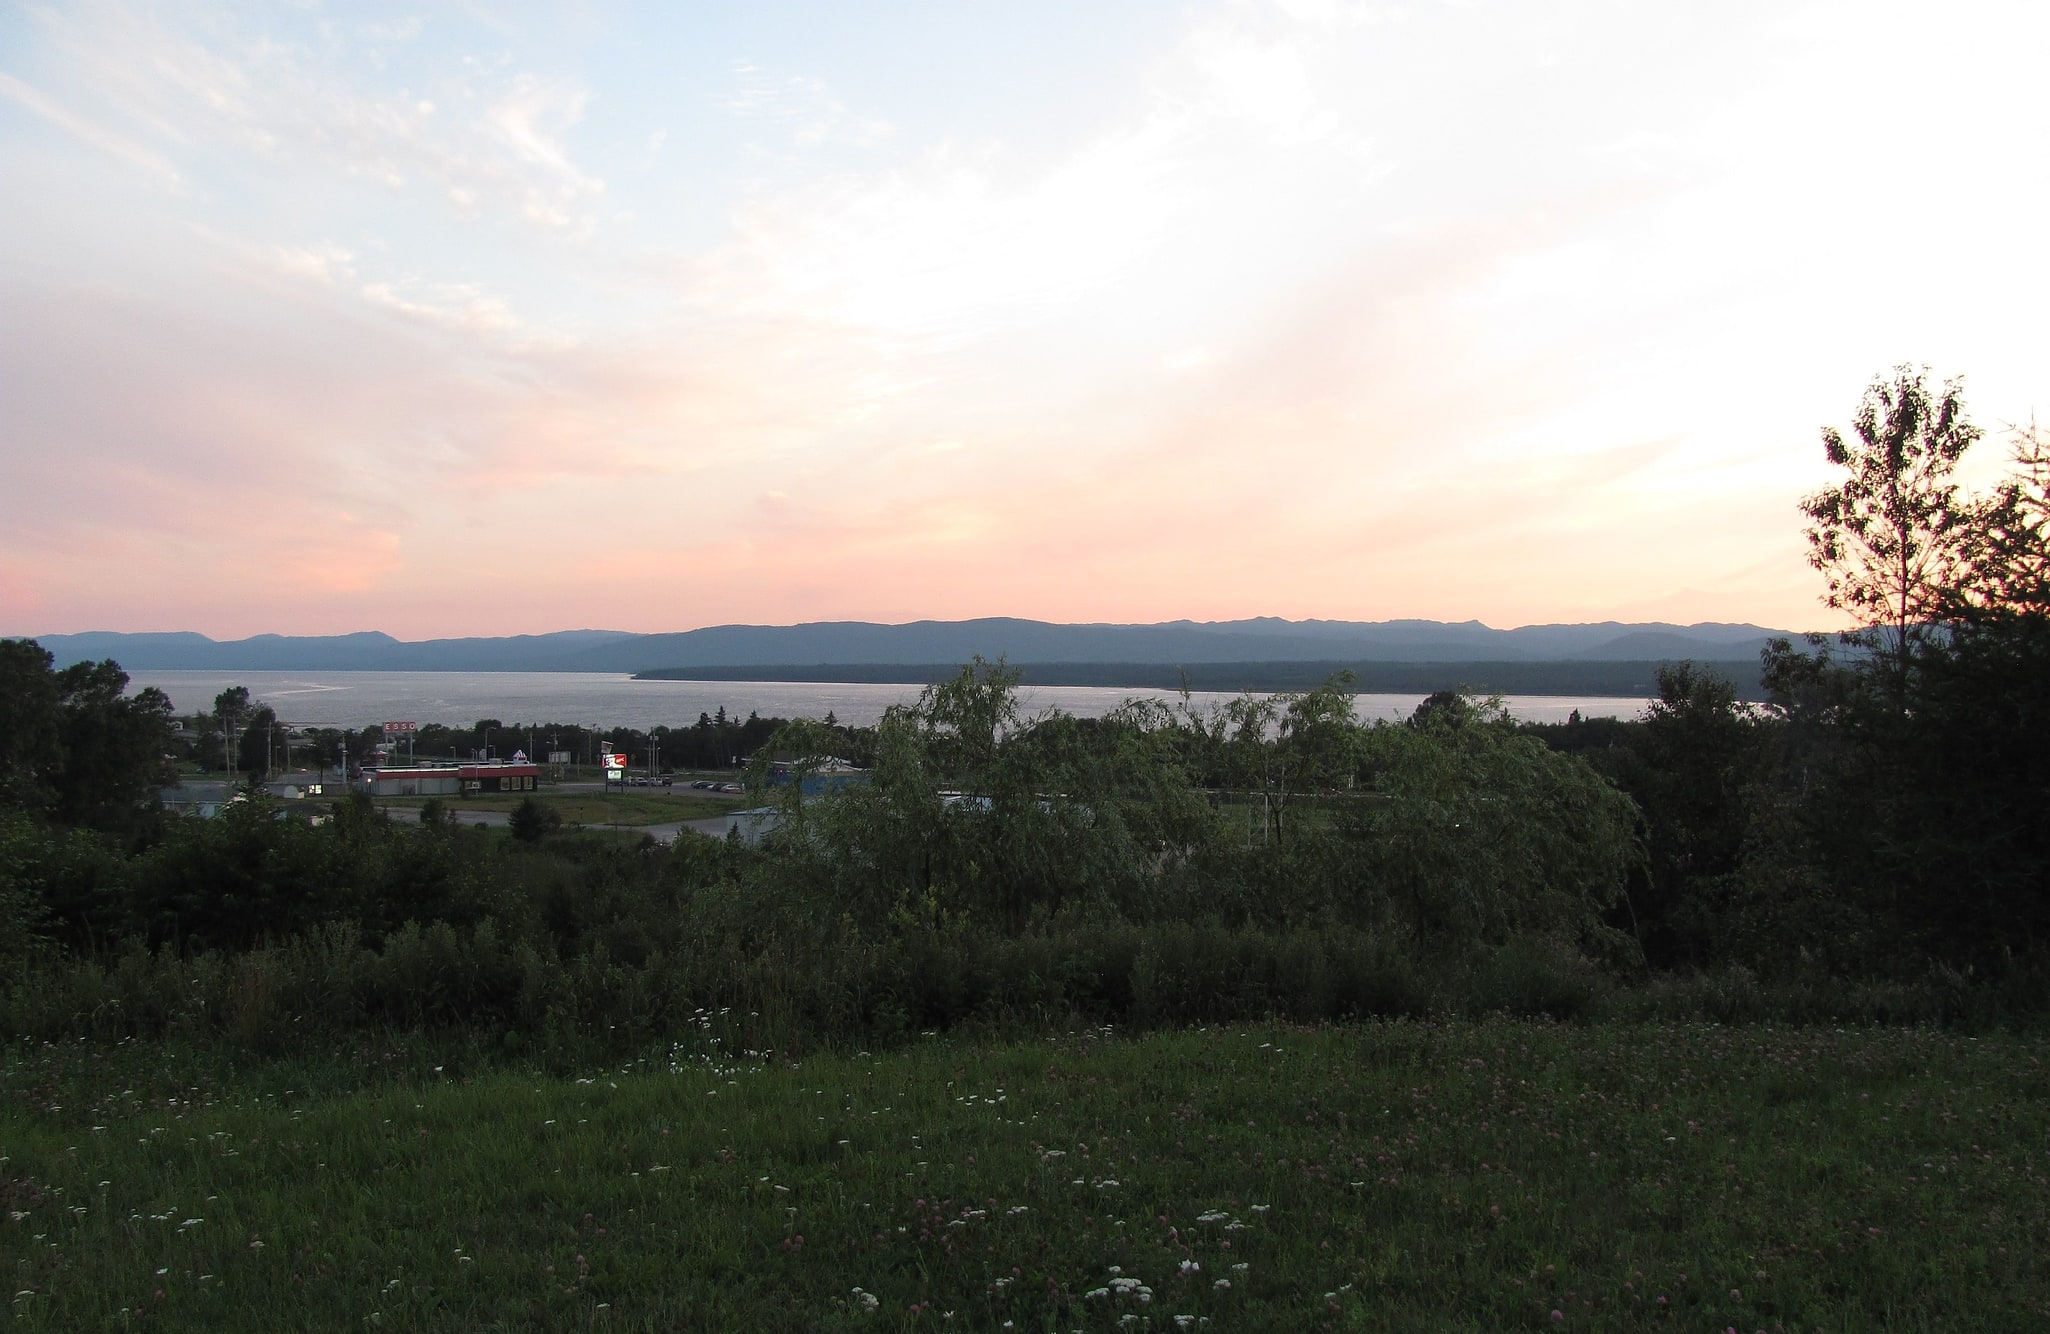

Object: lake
[128,670,1650,730]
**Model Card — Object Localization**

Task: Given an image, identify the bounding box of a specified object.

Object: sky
[3,0,2047,640]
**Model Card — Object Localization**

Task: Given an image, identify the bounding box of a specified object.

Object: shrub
[508,796,562,843]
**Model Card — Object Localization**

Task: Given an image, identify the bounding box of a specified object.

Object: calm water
[129,670,1649,730]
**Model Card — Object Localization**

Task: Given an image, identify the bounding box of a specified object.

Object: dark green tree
[52,659,176,831]
[236,705,279,781]
[1622,663,1769,966]
[1409,689,1479,731]
[212,686,251,775]
[0,642,174,832]
[0,640,62,812]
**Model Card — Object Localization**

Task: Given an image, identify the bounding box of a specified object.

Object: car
[719,782,743,793]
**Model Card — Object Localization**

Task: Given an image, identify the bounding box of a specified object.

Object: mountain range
[26,618,1797,675]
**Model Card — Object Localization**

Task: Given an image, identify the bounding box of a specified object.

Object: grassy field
[3,1020,2046,1330]
[375,790,751,826]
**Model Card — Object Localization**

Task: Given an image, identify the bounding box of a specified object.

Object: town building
[763,757,869,798]
[359,761,541,798]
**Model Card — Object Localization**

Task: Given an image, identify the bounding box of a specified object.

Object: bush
[508,796,562,842]
[1465,936,1610,1019]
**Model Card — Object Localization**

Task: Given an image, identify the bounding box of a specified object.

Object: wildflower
[1214,1279,1231,1290]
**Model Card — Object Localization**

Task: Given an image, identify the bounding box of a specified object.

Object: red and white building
[359,761,541,797]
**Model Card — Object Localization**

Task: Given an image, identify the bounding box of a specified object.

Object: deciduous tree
[1802,365,1981,697]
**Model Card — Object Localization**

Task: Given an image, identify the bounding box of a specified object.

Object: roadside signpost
[382,721,417,764]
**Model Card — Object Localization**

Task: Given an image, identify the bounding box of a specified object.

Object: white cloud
[365,17,424,44]
[359,279,519,334]
[14,2,606,233]
[266,243,356,284]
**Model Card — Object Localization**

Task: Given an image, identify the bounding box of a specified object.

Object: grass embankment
[375,790,750,826]
[5,1022,2046,1329]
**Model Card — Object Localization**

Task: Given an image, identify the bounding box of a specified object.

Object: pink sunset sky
[3,0,2046,640]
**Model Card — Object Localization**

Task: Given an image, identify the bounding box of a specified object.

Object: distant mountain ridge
[25,618,1797,673]
[636,659,1777,700]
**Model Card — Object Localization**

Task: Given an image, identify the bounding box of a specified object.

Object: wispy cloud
[14,2,605,232]
[0,71,182,185]
[719,61,892,149]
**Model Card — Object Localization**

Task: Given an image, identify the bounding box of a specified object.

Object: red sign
[605,753,627,770]
[382,721,418,733]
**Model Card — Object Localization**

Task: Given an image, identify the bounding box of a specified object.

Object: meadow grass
[2,1020,2045,1330]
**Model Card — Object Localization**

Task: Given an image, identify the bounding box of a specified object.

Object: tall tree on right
[1901,419,2050,964]
[1776,371,2050,972]
[1801,365,1981,699]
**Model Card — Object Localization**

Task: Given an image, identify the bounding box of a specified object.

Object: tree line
[175,697,871,783]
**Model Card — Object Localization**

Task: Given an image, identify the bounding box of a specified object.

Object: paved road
[428,806,748,844]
